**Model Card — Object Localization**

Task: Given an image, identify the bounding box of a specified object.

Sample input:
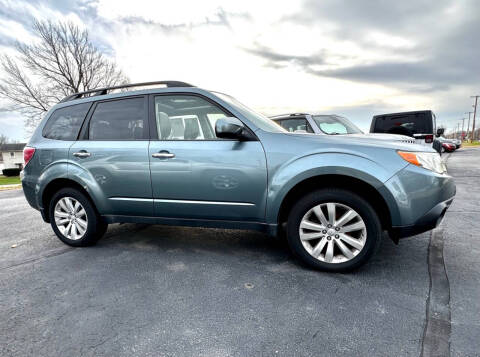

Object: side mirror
[215,117,246,140]
[436,128,445,136]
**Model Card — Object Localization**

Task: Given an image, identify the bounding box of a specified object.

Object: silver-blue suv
[21,81,456,272]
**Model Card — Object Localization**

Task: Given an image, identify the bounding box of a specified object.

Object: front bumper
[383,163,456,241]
[390,197,454,240]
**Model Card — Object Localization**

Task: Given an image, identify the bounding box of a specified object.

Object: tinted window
[43,103,91,140]
[154,95,228,140]
[277,118,313,133]
[373,112,433,136]
[89,97,146,140]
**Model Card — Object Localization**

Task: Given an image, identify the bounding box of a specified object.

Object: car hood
[343,133,416,143]
[281,132,433,152]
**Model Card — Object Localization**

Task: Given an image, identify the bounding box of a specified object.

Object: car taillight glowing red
[23,146,35,166]
[425,134,433,143]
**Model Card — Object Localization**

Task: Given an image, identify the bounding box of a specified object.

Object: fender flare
[266,152,401,225]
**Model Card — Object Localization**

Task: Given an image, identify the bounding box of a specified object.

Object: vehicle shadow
[97,223,430,280]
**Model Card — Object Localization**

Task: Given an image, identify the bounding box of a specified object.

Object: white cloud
[0,0,477,139]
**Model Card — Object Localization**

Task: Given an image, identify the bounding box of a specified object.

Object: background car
[270,113,416,144]
[369,110,444,154]
[451,138,462,149]
[438,137,457,152]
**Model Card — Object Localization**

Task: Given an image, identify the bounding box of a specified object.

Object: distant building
[0,143,26,171]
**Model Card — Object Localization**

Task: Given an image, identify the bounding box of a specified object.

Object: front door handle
[73,151,91,158]
[152,151,175,159]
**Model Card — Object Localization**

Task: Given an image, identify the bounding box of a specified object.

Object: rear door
[148,93,267,221]
[69,96,153,216]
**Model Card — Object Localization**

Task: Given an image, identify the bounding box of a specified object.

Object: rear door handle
[152,151,175,159]
[73,151,91,158]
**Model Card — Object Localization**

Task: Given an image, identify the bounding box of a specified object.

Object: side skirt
[102,215,278,236]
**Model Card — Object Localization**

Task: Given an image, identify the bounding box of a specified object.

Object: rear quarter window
[42,103,91,140]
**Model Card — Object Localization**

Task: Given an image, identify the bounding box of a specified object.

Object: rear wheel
[286,188,382,272]
[49,188,107,247]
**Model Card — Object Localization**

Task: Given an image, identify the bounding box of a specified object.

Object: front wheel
[286,188,382,272]
[49,188,107,247]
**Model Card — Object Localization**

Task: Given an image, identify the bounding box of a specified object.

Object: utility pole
[461,118,466,141]
[472,96,479,141]
[465,111,473,141]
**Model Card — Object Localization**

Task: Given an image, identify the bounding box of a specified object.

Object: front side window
[277,118,313,133]
[312,115,363,135]
[154,95,229,140]
[43,103,91,140]
[89,97,146,140]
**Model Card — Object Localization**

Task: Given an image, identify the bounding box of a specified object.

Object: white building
[0,143,26,171]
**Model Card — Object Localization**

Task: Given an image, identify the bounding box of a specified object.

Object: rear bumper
[390,197,454,239]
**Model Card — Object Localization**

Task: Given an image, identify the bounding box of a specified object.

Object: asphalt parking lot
[1,147,479,357]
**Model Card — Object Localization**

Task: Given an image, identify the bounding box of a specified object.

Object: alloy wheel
[54,197,88,240]
[299,202,367,264]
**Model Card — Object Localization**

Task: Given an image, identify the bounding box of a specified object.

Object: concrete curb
[0,184,22,191]
[421,228,451,357]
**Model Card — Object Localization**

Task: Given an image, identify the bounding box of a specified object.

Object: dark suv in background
[370,110,443,153]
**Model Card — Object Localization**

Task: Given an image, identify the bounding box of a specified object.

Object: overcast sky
[1,0,479,140]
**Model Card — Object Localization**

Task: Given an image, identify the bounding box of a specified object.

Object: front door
[69,96,153,216]
[149,94,267,221]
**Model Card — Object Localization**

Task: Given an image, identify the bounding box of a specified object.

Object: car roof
[51,84,214,111]
[270,113,309,120]
[372,110,433,119]
[270,113,348,120]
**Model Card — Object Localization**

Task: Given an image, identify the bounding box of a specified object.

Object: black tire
[49,187,107,247]
[286,188,382,272]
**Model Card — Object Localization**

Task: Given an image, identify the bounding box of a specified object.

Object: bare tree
[0,134,9,145]
[0,19,129,130]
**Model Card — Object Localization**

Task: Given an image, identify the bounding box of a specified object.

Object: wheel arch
[276,174,393,233]
[41,178,97,223]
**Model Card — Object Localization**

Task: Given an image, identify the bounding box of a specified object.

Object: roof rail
[269,113,309,119]
[60,81,194,103]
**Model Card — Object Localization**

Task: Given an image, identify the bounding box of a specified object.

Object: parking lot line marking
[421,228,451,357]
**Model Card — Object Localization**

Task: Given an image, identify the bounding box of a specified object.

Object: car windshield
[212,92,286,133]
[312,115,363,135]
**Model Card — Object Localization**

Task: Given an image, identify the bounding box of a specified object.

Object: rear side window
[277,118,313,133]
[373,112,433,136]
[88,97,146,140]
[43,103,91,140]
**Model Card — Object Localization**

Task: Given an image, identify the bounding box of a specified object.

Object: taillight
[425,134,433,143]
[23,146,35,167]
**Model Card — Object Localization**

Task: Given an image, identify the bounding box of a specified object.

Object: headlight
[397,151,447,174]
